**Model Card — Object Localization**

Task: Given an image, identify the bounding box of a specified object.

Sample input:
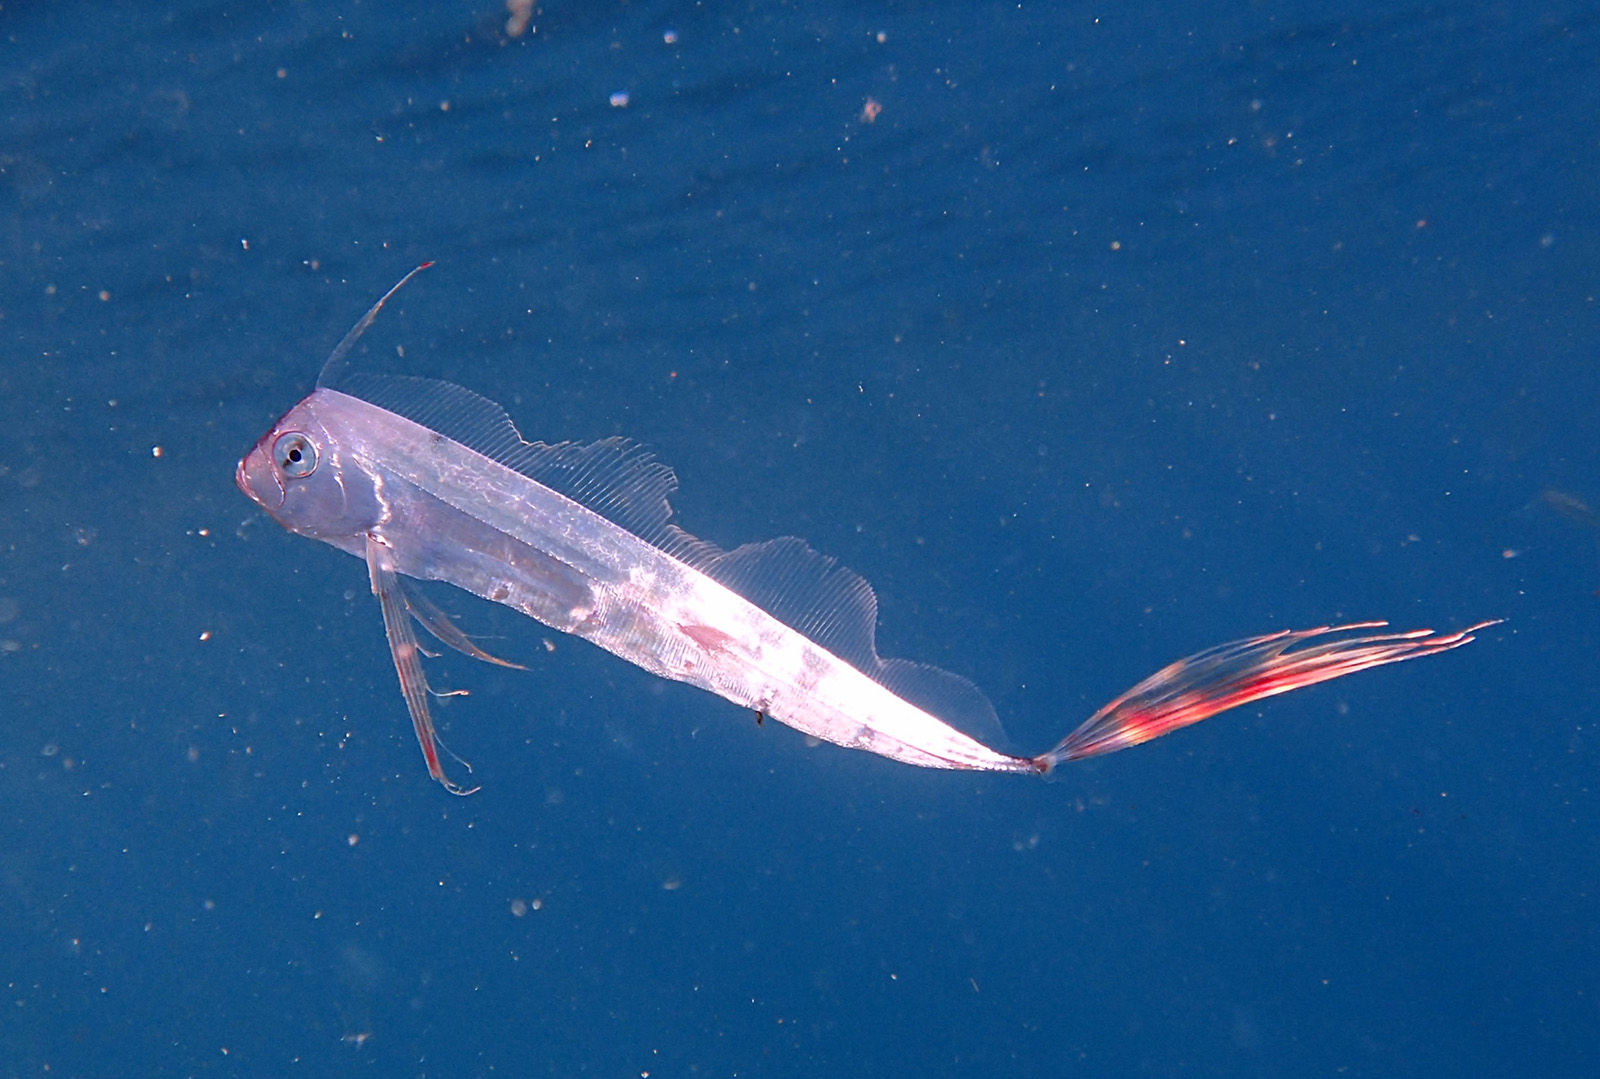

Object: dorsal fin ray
[327,371,1008,747]
[317,262,434,391]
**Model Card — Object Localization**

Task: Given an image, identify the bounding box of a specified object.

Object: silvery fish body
[236,271,1492,795]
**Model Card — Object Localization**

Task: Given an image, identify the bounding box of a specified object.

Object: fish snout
[236,445,285,509]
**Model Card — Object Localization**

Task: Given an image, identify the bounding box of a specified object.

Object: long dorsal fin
[330,372,681,544]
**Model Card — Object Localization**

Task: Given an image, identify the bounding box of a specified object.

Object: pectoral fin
[397,578,526,670]
[365,534,479,795]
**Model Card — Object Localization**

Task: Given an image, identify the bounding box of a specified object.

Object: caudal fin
[1037,620,1498,768]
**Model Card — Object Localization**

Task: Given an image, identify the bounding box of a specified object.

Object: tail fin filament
[1037,620,1498,769]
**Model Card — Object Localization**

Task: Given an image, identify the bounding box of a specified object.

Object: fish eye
[273,432,318,478]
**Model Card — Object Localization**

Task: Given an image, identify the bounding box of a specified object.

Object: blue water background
[2,2,1595,1075]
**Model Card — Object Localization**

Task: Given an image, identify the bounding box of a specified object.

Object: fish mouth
[236,447,285,508]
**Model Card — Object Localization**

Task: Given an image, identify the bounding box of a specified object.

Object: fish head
[237,392,384,542]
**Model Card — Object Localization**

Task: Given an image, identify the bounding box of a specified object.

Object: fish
[236,266,1497,795]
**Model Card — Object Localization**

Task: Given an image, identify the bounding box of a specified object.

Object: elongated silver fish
[237,268,1494,794]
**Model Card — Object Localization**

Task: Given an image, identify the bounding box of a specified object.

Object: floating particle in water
[505,0,535,37]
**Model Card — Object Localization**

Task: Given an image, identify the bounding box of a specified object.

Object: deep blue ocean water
[2,2,1596,1075]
